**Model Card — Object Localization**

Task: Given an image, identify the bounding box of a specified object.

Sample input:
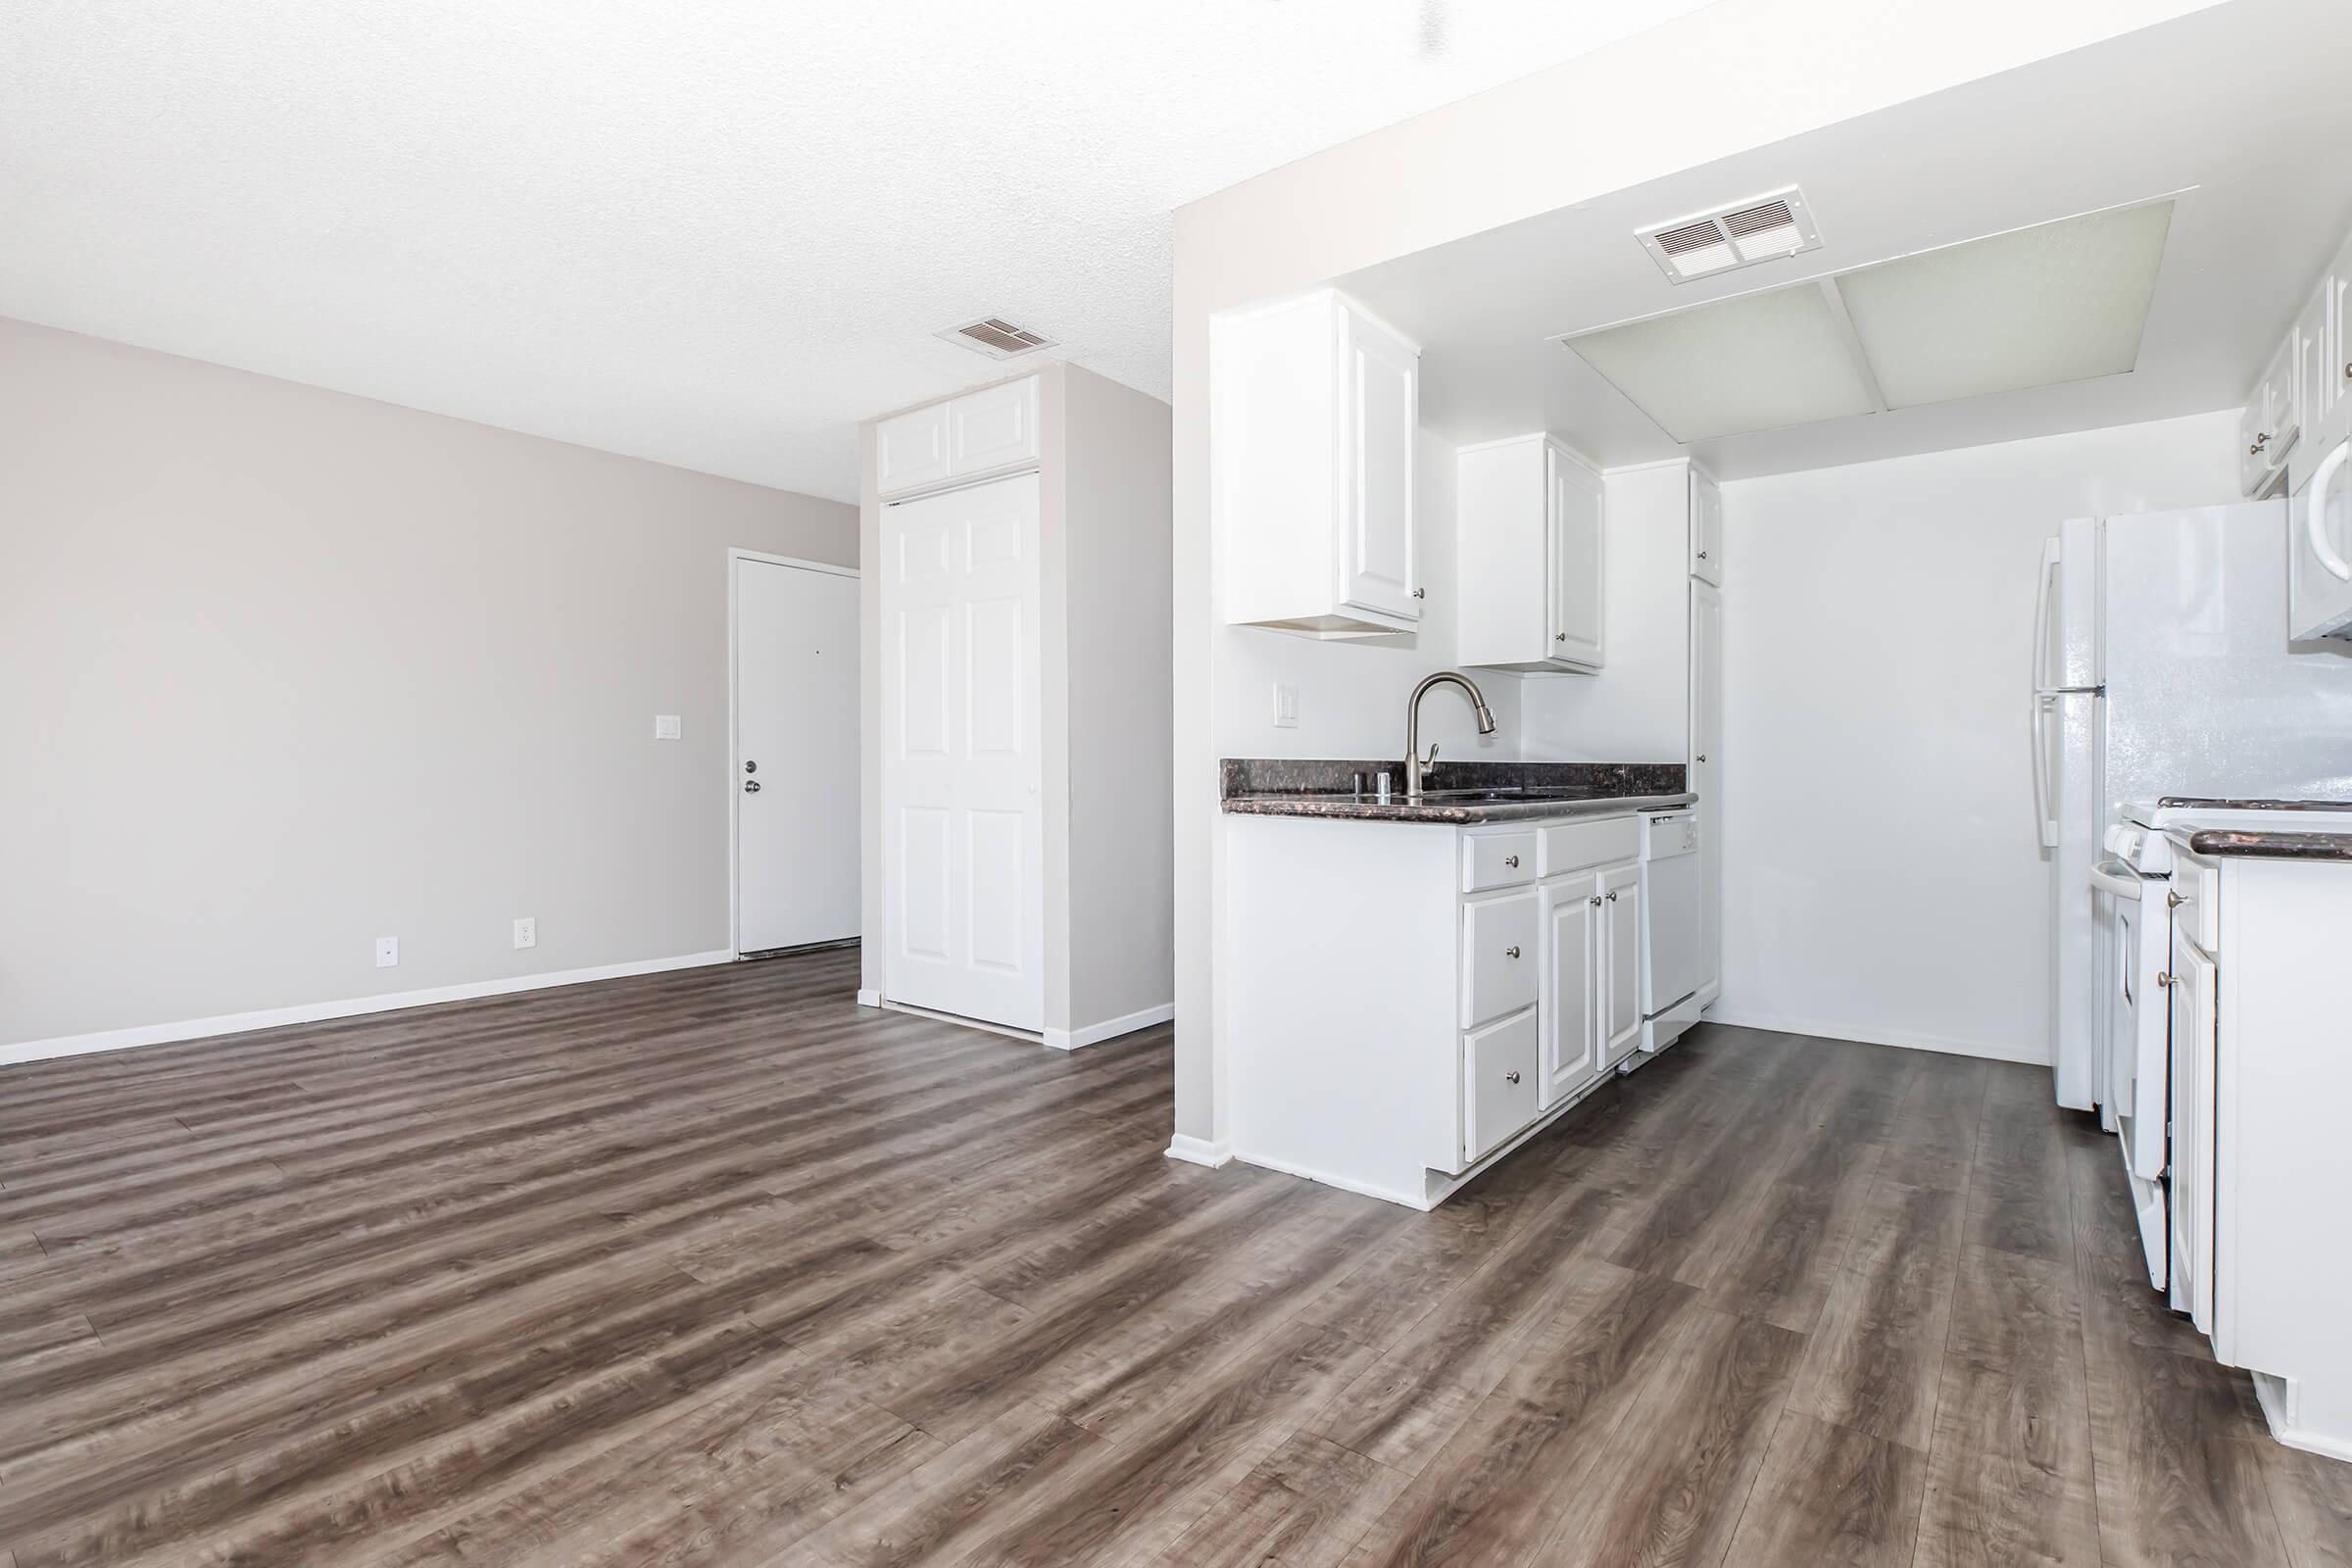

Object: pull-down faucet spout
[1404,670,1495,801]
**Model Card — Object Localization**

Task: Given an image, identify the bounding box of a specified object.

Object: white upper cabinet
[1456,434,1603,673]
[948,377,1040,476]
[876,376,1041,500]
[1690,468,1724,584]
[2240,328,2300,495]
[1216,289,1422,638]
[876,403,952,496]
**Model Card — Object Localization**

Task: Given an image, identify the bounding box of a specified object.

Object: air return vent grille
[1638,188,1821,283]
[939,317,1056,360]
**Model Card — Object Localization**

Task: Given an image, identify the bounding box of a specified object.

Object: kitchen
[1166,0,2352,1500]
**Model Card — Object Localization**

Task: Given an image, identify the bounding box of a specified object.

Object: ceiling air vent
[1638,187,1821,284]
[939,316,1056,360]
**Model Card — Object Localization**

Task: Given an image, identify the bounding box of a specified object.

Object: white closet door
[880,473,1045,1030]
[735,558,860,953]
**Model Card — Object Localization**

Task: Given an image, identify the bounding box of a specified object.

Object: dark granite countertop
[2159,796,2352,811]
[1223,790,1696,824]
[2184,829,2352,862]
[1220,757,1694,825]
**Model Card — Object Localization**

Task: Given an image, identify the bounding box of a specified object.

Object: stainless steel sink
[1411,786,1597,804]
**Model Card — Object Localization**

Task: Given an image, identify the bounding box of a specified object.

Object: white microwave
[2291,436,2352,640]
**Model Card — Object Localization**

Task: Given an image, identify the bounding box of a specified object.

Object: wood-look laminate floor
[3,949,2346,1567]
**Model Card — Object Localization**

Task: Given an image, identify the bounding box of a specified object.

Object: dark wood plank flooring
[2,947,2343,1565]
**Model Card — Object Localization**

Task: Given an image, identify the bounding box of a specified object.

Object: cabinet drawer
[1464,1008,1542,1161]
[1461,891,1540,1027]
[1461,831,1538,892]
[1538,815,1639,877]
[2169,855,2221,954]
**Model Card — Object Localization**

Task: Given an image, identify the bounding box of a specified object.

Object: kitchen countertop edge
[2183,828,2352,862]
[1221,791,1697,825]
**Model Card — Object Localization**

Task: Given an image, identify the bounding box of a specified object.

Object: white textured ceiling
[0,0,1712,501]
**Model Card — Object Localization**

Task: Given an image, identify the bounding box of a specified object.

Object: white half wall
[0,318,857,1052]
[1713,410,2239,1062]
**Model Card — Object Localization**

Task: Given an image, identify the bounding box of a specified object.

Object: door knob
[744,779,762,794]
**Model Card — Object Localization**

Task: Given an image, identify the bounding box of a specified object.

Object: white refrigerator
[2038,501,2352,1111]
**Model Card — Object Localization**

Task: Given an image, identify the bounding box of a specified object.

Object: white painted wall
[1173,0,2220,1150]
[0,318,857,1053]
[1713,410,2238,1062]
[1214,431,1523,766]
[1517,462,1691,762]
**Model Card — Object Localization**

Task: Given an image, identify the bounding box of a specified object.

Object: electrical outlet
[513,916,536,951]
[1272,683,1300,729]
[375,936,399,968]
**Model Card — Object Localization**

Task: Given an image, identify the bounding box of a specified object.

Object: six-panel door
[879,472,1046,1031]
[1541,871,1601,1105]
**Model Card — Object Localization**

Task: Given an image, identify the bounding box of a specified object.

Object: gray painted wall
[0,318,857,1050]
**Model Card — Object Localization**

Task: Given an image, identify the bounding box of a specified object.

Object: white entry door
[735,556,861,954]
[881,473,1044,1030]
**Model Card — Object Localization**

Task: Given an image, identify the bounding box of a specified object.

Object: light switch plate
[1272,684,1299,729]
[375,936,399,968]
[654,714,682,740]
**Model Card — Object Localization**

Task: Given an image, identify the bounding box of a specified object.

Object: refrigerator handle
[2034,538,2060,692]
[2031,692,2058,850]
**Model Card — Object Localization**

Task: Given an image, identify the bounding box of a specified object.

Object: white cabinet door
[876,403,953,497]
[1601,860,1642,1062]
[2168,933,2219,1335]
[880,473,1045,1032]
[1546,445,1604,668]
[1339,305,1421,623]
[1541,872,1602,1105]
[1690,469,1724,584]
[1690,578,1723,1004]
[2243,333,2298,494]
[949,377,1039,477]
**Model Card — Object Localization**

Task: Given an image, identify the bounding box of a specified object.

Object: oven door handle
[2089,858,2145,902]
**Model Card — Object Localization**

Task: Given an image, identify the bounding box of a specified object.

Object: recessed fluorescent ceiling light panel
[1834,201,2173,409]
[1563,283,1877,442]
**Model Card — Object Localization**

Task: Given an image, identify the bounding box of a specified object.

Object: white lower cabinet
[1465,821,1640,1161]
[1226,809,1650,1208]
[2152,841,2352,1457]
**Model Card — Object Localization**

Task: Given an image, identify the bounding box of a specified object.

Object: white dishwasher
[1636,809,1702,1056]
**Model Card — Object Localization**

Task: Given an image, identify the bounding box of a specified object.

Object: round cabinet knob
[744,779,762,794]
[1555,632,1567,642]
[1504,1070,1521,1085]
[1606,891,1618,903]
[1504,855,1520,867]
[1505,945,1521,959]
[1590,895,1602,906]
[2157,971,2174,988]
[2168,890,2183,908]
[1411,586,1427,600]
[2252,433,2272,455]
[1695,754,1709,763]
[744,760,758,774]
[1697,550,1709,560]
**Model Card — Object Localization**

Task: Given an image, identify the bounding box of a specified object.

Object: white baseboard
[1,951,735,1067]
[856,988,883,1008]
[1701,1008,2047,1066]
[1164,1134,1233,1169]
[1044,1003,1175,1054]
[1231,1149,1429,1209]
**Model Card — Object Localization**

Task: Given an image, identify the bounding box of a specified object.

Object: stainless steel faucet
[1404,670,1496,800]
